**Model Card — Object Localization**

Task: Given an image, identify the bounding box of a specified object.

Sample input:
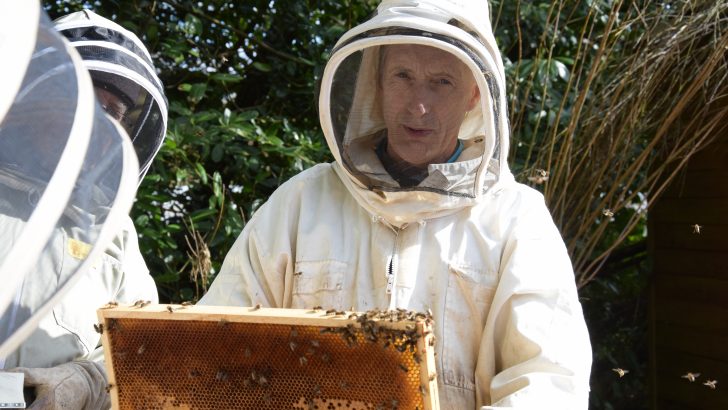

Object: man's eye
[395,72,409,79]
[437,78,452,86]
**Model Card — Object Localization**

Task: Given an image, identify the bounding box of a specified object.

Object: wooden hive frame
[97,304,440,410]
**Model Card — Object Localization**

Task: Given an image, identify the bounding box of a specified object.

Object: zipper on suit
[385,224,405,299]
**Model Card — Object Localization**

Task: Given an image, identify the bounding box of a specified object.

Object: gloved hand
[9,360,111,410]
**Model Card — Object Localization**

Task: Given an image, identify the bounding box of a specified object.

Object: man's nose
[406,84,432,116]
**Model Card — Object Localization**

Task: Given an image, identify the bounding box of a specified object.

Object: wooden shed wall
[649,135,728,410]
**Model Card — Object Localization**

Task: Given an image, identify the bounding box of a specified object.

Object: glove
[10,361,111,410]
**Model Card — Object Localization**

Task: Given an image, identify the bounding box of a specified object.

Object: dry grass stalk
[502,1,728,286]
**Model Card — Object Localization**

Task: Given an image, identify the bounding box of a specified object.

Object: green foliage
[45,0,379,301]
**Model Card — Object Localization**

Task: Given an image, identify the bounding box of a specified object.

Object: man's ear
[467,85,481,111]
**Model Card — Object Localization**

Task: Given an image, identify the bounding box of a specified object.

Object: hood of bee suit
[0,3,139,358]
[54,10,167,182]
[318,0,513,226]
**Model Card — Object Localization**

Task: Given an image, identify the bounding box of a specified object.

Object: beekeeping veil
[0,3,139,359]
[55,10,167,181]
[319,0,512,225]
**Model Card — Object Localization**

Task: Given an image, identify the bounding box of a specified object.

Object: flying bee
[93,323,104,334]
[692,224,702,234]
[602,209,614,218]
[682,372,701,382]
[704,380,718,389]
[528,168,549,184]
[612,368,629,378]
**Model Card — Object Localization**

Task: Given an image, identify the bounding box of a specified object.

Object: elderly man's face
[379,44,480,167]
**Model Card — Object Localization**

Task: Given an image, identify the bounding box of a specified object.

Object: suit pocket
[291,260,348,310]
[442,263,496,391]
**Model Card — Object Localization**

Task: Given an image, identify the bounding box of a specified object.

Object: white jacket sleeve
[477,191,592,409]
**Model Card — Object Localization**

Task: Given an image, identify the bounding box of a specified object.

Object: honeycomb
[98,305,438,410]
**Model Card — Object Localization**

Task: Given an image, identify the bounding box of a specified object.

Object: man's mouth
[403,125,433,137]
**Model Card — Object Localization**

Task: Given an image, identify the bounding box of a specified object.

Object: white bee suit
[200,0,592,408]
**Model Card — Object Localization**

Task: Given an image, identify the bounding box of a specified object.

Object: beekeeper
[200,0,592,408]
[0,8,166,410]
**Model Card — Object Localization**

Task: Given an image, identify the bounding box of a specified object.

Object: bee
[244,347,252,358]
[413,353,422,364]
[251,304,262,311]
[166,305,175,313]
[105,383,114,393]
[419,384,428,395]
[325,308,337,315]
[289,341,298,352]
[258,375,269,388]
[137,344,145,355]
[429,372,437,382]
[320,353,331,363]
[188,369,201,378]
[262,392,272,405]
[181,301,193,306]
[528,169,549,184]
[692,224,702,234]
[217,319,229,328]
[339,380,349,390]
[704,379,718,389]
[310,340,320,348]
[313,305,323,310]
[93,323,104,334]
[215,370,228,382]
[612,368,629,378]
[290,327,298,338]
[299,356,308,366]
[132,300,150,308]
[100,301,118,309]
[398,364,408,373]
[682,372,701,382]
[602,209,614,218]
